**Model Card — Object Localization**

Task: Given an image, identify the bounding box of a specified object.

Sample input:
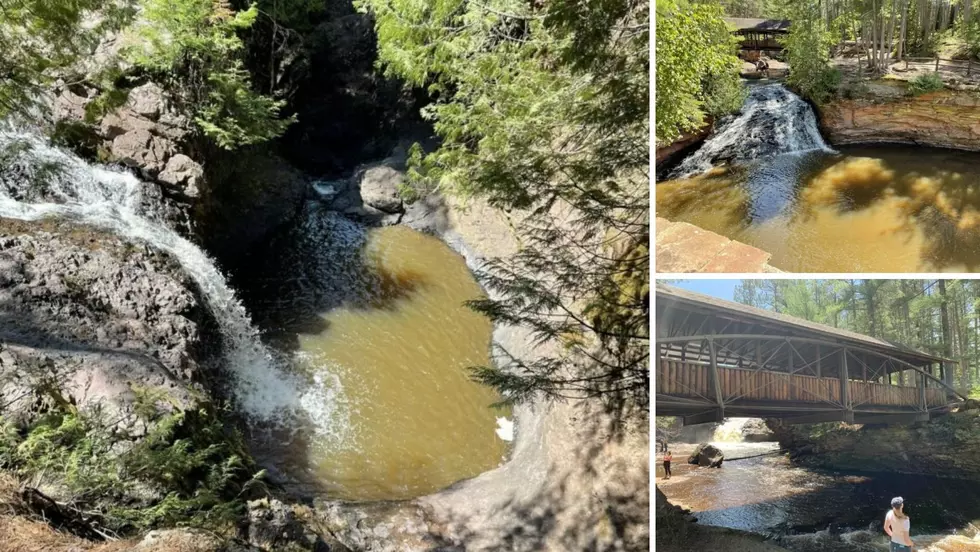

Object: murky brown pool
[657,145,980,272]
[291,226,511,501]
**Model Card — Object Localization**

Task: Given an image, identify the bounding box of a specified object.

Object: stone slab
[656,217,778,273]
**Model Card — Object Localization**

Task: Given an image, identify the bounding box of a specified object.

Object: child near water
[663,450,673,480]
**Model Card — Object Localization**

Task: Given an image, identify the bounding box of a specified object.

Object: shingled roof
[656,283,952,365]
[724,18,792,32]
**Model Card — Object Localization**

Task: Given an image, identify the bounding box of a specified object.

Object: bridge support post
[840,348,853,423]
[708,338,725,419]
[919,370,927,412]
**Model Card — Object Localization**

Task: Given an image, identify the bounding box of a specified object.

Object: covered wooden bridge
[725,18,790,52]
[656,284,965,426]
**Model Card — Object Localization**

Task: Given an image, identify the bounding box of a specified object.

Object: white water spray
[0,126,346,441]
[670,83,835,179]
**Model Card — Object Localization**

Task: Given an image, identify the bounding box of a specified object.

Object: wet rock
[246,498,328,551]
[688,443,724,467]
[357,165,404,213]
[0,218,215,432]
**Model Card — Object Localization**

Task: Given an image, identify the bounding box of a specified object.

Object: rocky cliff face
[819,80,980,150]
[0,217,215,430]
[766,409,980,479]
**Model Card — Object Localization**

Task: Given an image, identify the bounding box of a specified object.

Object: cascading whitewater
[669,83,835,179]
[0,125,348,444]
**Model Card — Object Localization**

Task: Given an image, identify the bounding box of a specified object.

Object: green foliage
[0,395,260,535]
[907,72,945,96]
[123,0,294,149]
[783,0,840,103]
[0,0,135,117]
[958,16,980,59]
[656,0,744,145]
[360,0,649,410]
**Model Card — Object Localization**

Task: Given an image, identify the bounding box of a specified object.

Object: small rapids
[660,442,980,552]
[0,125,344,440]
[668,83,835,179]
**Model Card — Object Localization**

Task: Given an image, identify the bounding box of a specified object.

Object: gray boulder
[0,218,213,434]
[110,128,173,176]
[357,165,404,213]
[688,443,724,467]
[126,82,166,121]
[158,153,204,198]
[742,418,776,442]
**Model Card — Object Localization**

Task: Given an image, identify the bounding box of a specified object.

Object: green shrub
[123,0,294,149]
[907,72,945,96]
[0,393,264,535]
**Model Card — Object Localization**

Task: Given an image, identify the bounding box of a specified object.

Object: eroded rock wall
[819,80,980,150]
[766,409,980,479]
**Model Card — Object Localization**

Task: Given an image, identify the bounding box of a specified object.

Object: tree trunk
[897,0,909,60]
[884,0,898,67]
[940,280,953,386]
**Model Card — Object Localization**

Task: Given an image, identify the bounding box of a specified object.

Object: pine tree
[358,0,650,412]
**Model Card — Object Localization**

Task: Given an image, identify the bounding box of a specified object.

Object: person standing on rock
[663,450,673,480]
[884,497,914,551]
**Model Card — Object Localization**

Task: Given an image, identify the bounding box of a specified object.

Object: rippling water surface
[658,145,980,272]
[660,442,980,551]
[256,224,511,500]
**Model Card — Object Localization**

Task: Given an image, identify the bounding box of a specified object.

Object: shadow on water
[227,202,419,350]
[226,201,510,502]
[658,143,980,271]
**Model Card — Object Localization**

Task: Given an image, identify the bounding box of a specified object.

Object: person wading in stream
[663,450,672,479]
[884,496,914,551]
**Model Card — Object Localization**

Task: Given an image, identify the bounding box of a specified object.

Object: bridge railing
[657,358,946,409]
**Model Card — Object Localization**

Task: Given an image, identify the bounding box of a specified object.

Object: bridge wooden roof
[656,283,951,366]
[724,18,791,32]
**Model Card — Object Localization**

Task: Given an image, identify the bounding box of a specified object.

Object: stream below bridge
[659,442,980,551]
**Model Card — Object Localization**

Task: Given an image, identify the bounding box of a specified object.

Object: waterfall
[0,125,346,442]
[669,83,835,179]
[712,418,751,442]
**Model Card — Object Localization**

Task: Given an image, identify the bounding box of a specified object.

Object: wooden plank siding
[659,359,947,409]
